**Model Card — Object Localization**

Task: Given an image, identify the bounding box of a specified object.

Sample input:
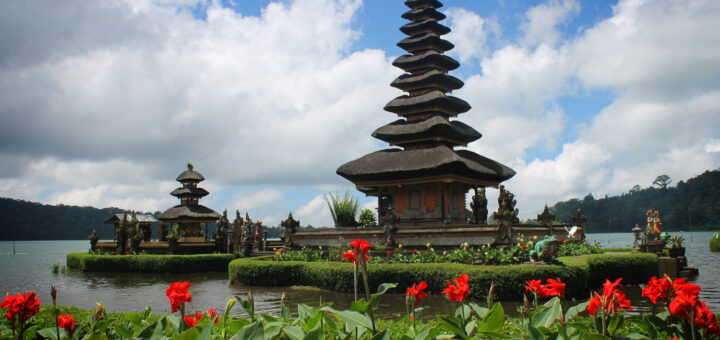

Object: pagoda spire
[336,0,515,227]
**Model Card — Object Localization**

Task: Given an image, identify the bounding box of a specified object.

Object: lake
[1,231,718,317]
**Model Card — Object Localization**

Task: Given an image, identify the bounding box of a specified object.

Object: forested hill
[0,198,131,240]
[550,170,720,233]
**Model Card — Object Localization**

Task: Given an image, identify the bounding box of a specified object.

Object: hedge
[67,253,238,273]
[228,253,657,300]
[710,234,720,252]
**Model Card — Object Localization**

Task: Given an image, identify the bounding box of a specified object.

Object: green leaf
[581,333,611,340]
[375,283,397,295]
[172,327,200,340]
[616,333,651,340]
[469,303,490,319]
[85,332,110,340]
[607,311,624,335]
[231,321,264,340]
[126,312,143,325]
[36,328,58,340]
[414,327,432,340]
[319,306,373,330]
[371,329,391,340]
[115,324,133,338]
[437,315,469,340]
[303,325,324,340]
[198,322,213,340]
[478,331,512,339]
[235,295,256,322]
[527,325,545,340]
[283,325,305,340]
[565,302,589,321]
[350,299,370,313]
[532,298,562,329]
[479,302,505,333]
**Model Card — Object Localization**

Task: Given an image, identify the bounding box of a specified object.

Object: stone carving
[470,187,488,224]
[529,236,562,263]
[241,213,253,256]
[254,221,263,251]
[214,209,230,253]
[280,212,300,248]
[231,210,244,253]
[129,212,143,254]
[159,222,168,242]
[89,230,99,251]
[572,209,588,241]
[117,211,130,254]
[537,204,555,226]
[493,185,519,244]
[380,206,399,245]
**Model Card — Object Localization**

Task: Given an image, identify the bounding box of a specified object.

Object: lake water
[1,231,718,317]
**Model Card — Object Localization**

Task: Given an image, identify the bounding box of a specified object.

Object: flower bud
[94,302,105,320]
[50,285,57,305]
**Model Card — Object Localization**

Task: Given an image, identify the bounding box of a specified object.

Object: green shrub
[325,191,359,228]
[66,253,238,273]
[230,253,656,300]
[710,233,720,252]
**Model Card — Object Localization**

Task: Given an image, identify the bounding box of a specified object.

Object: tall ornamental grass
[325,191,359,228]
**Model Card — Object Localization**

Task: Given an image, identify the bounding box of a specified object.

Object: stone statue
[241,214,253,256]
[380,206,399,245]
[159,222,168,242]
[492,185,519,244]
[254,221,263,250]
[89,230,99,251]
[231,210,244,253]
[572,209,588,241]
[117,211,130,254]
[470,187,488,224]
[280,212,300,248]
[529,236,562,263]
[214,209,230,252]
[537,204,555,226]
[129,212,143,254]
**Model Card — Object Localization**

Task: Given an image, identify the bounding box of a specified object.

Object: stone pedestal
[658,257,678,278]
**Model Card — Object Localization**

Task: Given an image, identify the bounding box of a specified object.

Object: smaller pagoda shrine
[158,163,221,240]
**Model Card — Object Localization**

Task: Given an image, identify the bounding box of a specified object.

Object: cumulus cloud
[226,188,285,213]
[521,0,580,46]
[295,194,330,227]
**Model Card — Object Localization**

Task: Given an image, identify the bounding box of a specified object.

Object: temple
[158,163,221,238]
[337,0,515,227]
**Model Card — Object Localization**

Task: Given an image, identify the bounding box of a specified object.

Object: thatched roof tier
[157,205,221,222]
[337,146,515,187]
[103,213,158,224]
[405,0,442,9]
[402,7,445,21]
[176,169,205,182]
[400,19,450,36]
[393,51,459,73]
[384,90,470,117]
[391,70,463,93]
[170,187,209,198]
[372,116,481,147]
[398,33,454,54]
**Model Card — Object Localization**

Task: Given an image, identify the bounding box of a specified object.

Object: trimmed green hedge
[67,253,238,273]
[229,253,657,300]
[710,234,720,252]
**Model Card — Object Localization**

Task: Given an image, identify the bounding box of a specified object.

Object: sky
[1,0,719,227]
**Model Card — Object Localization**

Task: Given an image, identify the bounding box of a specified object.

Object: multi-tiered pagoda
[337,0,515,227]
[158,163,221,236]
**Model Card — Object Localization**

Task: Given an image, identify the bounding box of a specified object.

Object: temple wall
[392,183,471,226]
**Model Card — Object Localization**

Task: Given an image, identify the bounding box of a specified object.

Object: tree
[653,175,672,189]
[629,185,641,195]
[358,209,376,228]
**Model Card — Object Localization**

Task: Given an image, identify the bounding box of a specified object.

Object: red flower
[342,249,358,265]
[413,249,417,254]
[544,278,565,297]
[350,239,371,260]
[406,281,428,308]
[642,275,672,304]
[184,310,202,328]
[525,279,547,298]
[442,274,470,302]
[669,281,701,321]
[586,278,633,316]
[206,308,219,325]
[521,243,526,249]
[0,291,41,322]
[58,314,76,333]
[166,281,192,313]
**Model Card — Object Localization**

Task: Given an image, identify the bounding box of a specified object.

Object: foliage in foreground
[711,233,720,252]
[325,191,360,228]
[2,276,720,340]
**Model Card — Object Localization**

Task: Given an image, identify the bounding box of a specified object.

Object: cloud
[444,7,499,63]
[226,188,285,212]
[295,194,330,227]
[521,0,580,46]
